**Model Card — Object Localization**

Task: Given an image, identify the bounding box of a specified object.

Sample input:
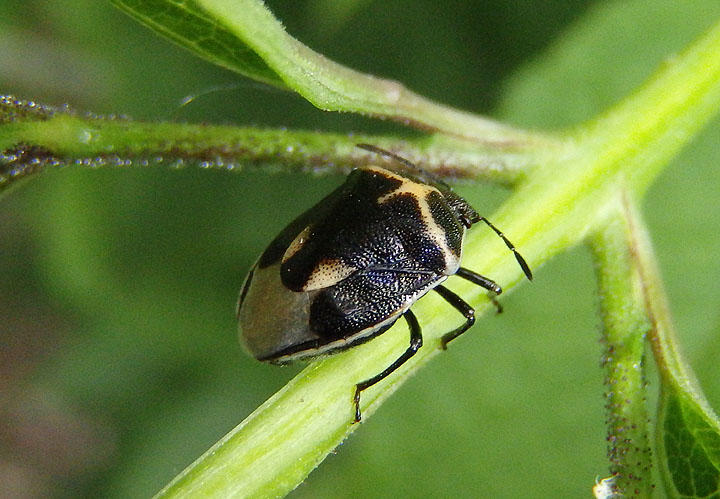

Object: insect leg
[477,217,533,281]
[456,267,503,314]
[434,285,476,349]
[353,310,422,423]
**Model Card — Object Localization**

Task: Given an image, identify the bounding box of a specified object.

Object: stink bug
[237,144,532,422]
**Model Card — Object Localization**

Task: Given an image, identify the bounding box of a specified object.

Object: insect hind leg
[353,309,422,423]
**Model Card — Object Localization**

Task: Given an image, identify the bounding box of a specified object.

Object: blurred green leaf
[111,0,285,88]
[498,1,720,127]
[660,388,720,497]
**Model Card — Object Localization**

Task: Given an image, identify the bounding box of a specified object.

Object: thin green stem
[0,94,558,197]
[589,195,654,496]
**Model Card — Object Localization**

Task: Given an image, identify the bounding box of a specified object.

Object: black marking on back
[278,169,447,292]
[309,268,439,341]
[256,170,391,268]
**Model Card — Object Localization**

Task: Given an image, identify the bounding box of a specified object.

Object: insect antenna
[355,144,449,188]
[478,216,533,281]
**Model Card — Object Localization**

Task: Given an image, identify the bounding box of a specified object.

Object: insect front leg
[434,285,476,349]
[353,310,422,423]
[456,267,503,313]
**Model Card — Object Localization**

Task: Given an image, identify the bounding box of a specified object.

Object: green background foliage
[1,0,719,496]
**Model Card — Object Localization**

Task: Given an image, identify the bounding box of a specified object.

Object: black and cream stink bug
[237,144,532,422]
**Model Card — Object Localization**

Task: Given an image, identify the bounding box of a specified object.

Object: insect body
[237,144,532,422]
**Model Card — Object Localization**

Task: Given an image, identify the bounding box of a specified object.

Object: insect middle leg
[353,309,422,423]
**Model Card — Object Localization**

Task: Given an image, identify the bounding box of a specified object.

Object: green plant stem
[156,20,720,498]
[589,197,654,496]
[0,107,552,197]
